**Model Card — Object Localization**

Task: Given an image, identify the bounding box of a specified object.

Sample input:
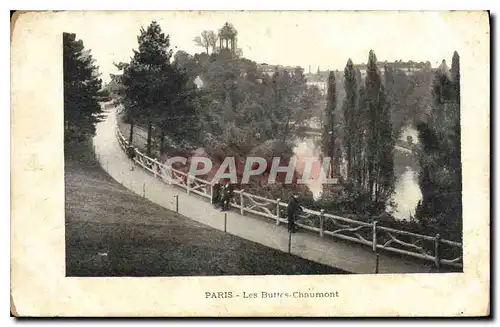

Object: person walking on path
[287,194,303,233]
[221,182,235,211]
[212,182,222,208]
[126,145,136,171]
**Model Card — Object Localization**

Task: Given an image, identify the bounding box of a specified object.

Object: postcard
[10,10,490,317]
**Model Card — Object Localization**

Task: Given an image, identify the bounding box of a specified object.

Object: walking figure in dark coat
[212,183,222,208]
[287,194,303,233]
[221,183,235,211]
[126,145,136,171]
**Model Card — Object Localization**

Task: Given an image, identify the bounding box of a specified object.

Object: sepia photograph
[11,10,490,317]
[64,12,463,277]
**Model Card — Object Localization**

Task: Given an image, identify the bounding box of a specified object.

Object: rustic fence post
[240,190,245,215]
[375,253,380,274]
[160,166,167,183]
[168,167,173,185]
[372,221,378,252]
[142,182,145,198]
[434,233,441,271]
[153,160,158,179]
[186,174,191,195]
[210,183,214,204]
[174,195,179,213]
[319,209,325,237]
[276,198,281,225]
[224,213,227,232]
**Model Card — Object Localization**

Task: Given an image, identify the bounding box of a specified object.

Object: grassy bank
[64,139,348,276]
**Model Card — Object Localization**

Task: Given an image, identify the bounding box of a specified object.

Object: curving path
[93,107,436,274]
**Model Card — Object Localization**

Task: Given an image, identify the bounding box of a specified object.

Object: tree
[193,37,208,54]
[401,67,433,125]
[194,30,217,54]
[207,31,218,53]
[355,68,368,189]
[113,61,141,144]
[384,64,410,136]
[180,50,319,163]
[271,67,319,144]
[363,50,394,209]
[342,59,358,181]
[63,32,105,143]
[451,51,460,106]
[415,55,462,240]
[450,52,462,182]
[157,66,200,152]
[173,50,198,78]
[122,21,174,156]
[339,59,391,214]
[322,71,337,178]
[107,71,126,103]
[223,90,235,126]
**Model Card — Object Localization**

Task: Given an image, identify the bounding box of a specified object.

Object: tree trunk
[147,120,153,156]
[159,129,165,155]
[374,165,380,204]
[357,150,363,188]
[350,148,355,185]
[281,117,290,144]
[329,131,335,178]
[128,121,134,144]
[334,147,341,179]
[345,145,351,180]
[368,160,374,203]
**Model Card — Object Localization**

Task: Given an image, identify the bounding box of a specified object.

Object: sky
[64,11,464,83]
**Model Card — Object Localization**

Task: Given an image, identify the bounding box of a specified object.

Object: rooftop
[355,60,430,70]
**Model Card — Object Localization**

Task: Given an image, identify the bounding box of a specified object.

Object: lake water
[292,125,422,221]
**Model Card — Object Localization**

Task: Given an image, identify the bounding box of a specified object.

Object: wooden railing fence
[115,119,463,269]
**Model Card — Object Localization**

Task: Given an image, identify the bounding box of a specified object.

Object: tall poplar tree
[342,59,358,181]
[451,51,460,106]
[322,71,337,178]
[354,67,368,190]
[363,50,394,208]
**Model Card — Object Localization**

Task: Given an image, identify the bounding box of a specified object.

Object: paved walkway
[93,108,435,274]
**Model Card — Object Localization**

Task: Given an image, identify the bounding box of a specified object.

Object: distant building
[257,63,302,77]
[304,70,342,95]
[258,64,275,77]
[354,60,431,78]
[305,75,328,94]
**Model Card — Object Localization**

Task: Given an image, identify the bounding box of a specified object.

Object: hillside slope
[65,141,347,276]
